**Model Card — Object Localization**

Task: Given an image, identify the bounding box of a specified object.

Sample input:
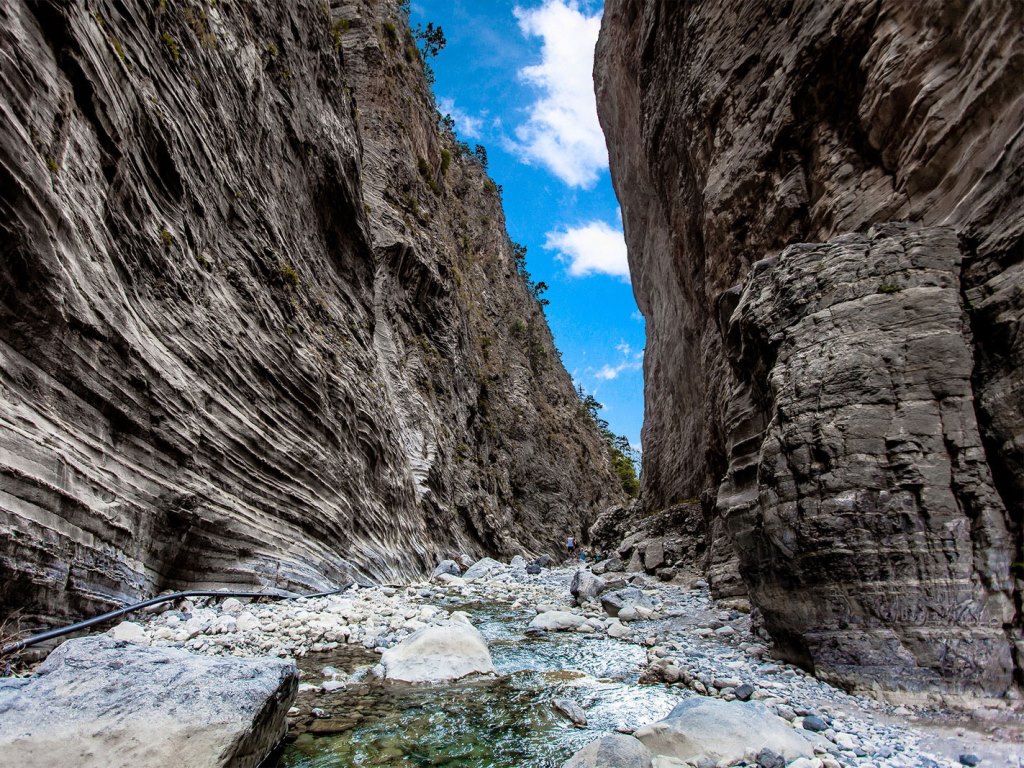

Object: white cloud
[544,220,629,279]
[512,1,607,187]
[593,338,643,380]
[438,96,484,139]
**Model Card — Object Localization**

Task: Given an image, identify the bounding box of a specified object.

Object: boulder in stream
[601,587,654,617]
[529,611,587,631]
[562,734,654,768]
[570,569,607,603]
[375,620,494,683]
[632,698,815,766]
[0,635,297,768]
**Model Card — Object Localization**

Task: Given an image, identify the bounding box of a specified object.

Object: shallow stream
[273,601,689,767]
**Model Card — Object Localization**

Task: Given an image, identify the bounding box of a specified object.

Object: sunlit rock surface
[0,0,622,627]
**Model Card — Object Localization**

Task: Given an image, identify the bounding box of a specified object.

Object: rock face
[0,0,621,627]
[595,0,1023,695]
[0,635,297,768]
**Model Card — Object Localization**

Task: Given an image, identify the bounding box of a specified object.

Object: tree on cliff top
[578,387,639,497]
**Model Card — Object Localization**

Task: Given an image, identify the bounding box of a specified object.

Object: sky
[411,0,645,453]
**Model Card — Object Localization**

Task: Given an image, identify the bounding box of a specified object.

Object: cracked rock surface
[595,0,1022,696]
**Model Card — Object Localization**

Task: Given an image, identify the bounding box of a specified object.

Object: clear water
[273,603,689,768]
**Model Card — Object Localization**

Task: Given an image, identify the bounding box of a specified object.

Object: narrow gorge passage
[1,0,1022,767]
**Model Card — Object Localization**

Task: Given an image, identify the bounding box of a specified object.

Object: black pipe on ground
[1,585,354,657]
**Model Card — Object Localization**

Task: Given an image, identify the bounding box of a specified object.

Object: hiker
[579,548,587,563]
[566,535,575,556]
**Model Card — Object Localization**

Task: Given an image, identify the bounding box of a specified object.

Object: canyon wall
[596,0,1022,697]
[0,0,622,627]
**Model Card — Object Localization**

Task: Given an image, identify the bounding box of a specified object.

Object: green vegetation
[162,33,180,62]
[280,261,300,289]
[266,41,279,58]
[413,22,446,58]
[510,240,550,309]
[45,157,59,174]
[159,227,174,247]
[440,148,452,176]
[473,144,488,169]
[418,156,440,195]
[578,388,640,497]
[878,281,901,294]
[483,178,502,197]
[330,18,350,48]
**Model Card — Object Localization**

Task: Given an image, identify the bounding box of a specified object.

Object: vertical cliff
[596,0,1022,697]
[0,0,622,627]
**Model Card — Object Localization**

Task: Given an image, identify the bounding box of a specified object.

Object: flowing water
[273,601,690,767]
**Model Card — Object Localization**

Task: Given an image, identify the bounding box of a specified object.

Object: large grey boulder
[633,698,814,766]
[0,636,296,768]
[431,559,462,579]
[570,569,607,603]
[528,611,586,631]
[375,620,494,683]
[601,587,654,617]
[462,557,504,582]
[562,734,654,768]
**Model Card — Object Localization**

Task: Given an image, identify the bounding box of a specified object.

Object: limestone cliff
[596,0,1022,697]
[0,0,622,627]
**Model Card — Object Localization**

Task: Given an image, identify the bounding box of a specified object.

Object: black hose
[1,584,354,657]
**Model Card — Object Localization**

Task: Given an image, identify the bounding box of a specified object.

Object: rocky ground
[106,559,1023,767]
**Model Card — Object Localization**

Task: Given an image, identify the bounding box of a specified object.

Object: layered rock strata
[0,0,621,627]
[596,0,1022,695]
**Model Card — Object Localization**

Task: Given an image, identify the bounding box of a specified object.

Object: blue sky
[411,0,645,452]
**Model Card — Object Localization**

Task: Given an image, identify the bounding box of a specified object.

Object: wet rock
[529,611,586,631]
[0,636,296,768]
[570,569,607,603]
[562,734,654,768]
[375,621,494,683]
[633,698,815,766]
[551,698,588,726]
[959,755,980,767]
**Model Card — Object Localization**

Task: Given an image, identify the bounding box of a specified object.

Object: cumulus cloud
[544,220,629,279]
[438,96,484,139]
[512,1,607,187]
[593,339,643,380]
